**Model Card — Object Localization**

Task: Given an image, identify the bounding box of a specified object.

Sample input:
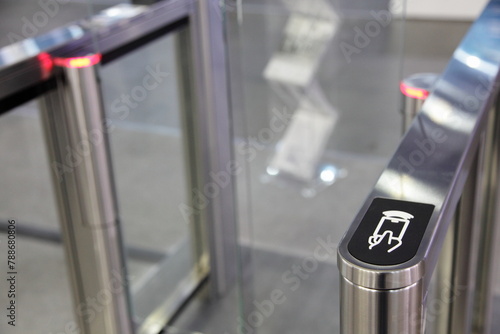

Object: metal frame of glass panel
[0,1,238,333]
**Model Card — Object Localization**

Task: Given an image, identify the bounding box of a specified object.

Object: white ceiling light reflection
[424,94,475,134]
[425,96,453,123]
[466,56,481,68]
[378,170,441,204]
[454,48,496,74]
[104,7,123,17]
[319,165,347,184]
[320,167,336,183]
[266,166,279,176]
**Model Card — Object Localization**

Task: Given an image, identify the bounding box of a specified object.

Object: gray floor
[173,247,340,334]
[0,1,499,334]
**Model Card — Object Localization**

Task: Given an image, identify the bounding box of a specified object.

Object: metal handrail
[337,0,500,333]
[0,0,192,111]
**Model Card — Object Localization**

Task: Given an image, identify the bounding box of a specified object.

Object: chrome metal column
[339,274,424,334]
[39,55,134,334]
[188,0,240,297]
[400,72,482,334]
[400,73,439,132]
[174,26,210,282]
[430,152,482,334]
[471,99,500,334]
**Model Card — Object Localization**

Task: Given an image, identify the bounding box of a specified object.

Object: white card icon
[368,211,414,253]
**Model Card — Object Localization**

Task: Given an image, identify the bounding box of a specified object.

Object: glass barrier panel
[225,0,409,333]
[98,26,205,330]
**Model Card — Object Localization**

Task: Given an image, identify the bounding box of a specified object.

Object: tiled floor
[0,1,499,334]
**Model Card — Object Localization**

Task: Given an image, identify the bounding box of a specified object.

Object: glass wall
[230,0,406,333]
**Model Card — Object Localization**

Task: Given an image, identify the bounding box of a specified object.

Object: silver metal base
[340,276,423,334]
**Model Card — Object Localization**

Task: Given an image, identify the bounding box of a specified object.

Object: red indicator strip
[400,81,429,100]
[53,54,102,68]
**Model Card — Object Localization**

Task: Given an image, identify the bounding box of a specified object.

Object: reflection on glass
[227,1,408,333]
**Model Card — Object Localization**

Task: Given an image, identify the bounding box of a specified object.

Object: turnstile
[337,1,500,333]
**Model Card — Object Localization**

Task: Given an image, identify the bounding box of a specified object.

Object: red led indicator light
[400,82,429,100]
[37,52,53,79]
[53,54,102,68]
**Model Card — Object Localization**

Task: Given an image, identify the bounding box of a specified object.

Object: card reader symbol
[368,211,414,253]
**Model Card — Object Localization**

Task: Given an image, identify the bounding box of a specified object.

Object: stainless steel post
[432,97,500,334]
[400,73,439,132]
[429,152,482,334]
[189,0,240,297]
[339,273,424,334]
[471,99,500,334]
[400,72,482,334]
[39,54,134,334]
[174,25,211,287]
